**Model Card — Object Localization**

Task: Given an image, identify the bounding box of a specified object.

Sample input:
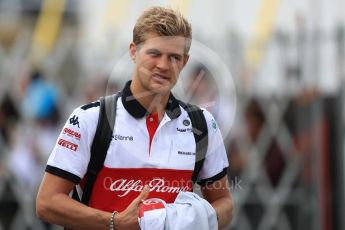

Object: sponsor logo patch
[177,150,195,156]
[211,119,217,133]
[69,115,80,128]
[176,127,192,133]
[183,119,190,126]
[108,178,191,198]
[58,138,78,151]
[63,128,81,140]
[90,168,193,212]
[112,134,134,141]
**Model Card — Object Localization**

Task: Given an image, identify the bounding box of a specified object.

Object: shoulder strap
[80,92,120,205]
[178,101,208,184]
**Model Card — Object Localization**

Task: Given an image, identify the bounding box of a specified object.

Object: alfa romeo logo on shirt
[183,119,190,126]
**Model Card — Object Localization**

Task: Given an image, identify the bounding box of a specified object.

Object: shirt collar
[121,81,181,119]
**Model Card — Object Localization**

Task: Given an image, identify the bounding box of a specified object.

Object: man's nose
[156,56,170,71]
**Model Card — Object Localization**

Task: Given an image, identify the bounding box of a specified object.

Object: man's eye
[170,56,181,61]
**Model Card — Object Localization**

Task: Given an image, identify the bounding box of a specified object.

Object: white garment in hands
[139,192,218,230]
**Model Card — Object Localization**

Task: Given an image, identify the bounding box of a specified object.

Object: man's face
[130,32,189,95]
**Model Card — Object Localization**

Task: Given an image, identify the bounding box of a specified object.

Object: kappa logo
[58,138,78,151]
[69,115,80,128]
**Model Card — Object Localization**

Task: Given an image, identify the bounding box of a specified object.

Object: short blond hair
[133,6,192,53]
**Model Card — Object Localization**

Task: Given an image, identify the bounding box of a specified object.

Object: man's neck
[130,81,170,120]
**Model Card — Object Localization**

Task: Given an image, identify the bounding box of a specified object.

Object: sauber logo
[176,127,192,133]
[58,138,78,151]
[63,128,81,140]
[106,178,191,197]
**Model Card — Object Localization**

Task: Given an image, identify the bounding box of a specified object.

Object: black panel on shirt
[121,81,148,118]
[46,165,81,184]
[197,167,228,186]
[81,101,100,110]
[121,80,181,119]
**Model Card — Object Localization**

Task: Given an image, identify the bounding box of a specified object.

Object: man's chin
[150,84,172,96]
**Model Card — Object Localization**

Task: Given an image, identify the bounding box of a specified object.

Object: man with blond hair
[36,6,233,230]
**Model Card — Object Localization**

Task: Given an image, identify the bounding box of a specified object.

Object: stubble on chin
[150,83,172,96]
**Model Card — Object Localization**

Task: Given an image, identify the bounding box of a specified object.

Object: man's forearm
[37,192,111,230]
[211,196,233,229]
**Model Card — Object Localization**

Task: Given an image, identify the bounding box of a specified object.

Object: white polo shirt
[46,81,229,212]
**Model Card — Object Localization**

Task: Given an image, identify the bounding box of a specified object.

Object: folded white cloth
[139,192,218,230]
[139,198,166,230]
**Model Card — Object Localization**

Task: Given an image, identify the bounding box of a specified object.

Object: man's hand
[114,185,150,230]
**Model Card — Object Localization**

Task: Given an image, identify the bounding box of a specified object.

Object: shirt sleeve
[46,105,99,183]
[197,109,229,186]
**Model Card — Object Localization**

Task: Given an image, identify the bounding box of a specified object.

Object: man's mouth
[152,73,169,82]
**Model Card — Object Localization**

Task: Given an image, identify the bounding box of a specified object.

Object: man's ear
[183,54,190,67]
[129,42,137,61]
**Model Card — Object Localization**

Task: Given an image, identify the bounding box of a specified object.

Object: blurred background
[0,0,344,229]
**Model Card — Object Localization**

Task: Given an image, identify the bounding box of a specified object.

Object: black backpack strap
[178,101,208,184]
[80,92,120,205]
